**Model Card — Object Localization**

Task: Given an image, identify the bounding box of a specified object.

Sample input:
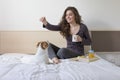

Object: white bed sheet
[0,53,120,80]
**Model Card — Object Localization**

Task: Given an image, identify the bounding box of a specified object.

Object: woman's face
[65,10,76,24]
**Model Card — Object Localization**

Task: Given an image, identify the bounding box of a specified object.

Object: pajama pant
[48,43,82,59]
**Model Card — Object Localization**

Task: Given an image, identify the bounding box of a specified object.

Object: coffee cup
[72,34,78,42]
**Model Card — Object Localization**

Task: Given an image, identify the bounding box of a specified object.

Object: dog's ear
[41,42,45,49]
[36,42,41,47]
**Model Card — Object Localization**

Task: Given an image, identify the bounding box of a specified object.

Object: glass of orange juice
[88,50,95,59]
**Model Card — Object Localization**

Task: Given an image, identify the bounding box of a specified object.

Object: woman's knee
[58,48,68,53]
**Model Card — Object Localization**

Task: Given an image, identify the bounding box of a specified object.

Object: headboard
[91,31,120,52]
[1,31,120,54]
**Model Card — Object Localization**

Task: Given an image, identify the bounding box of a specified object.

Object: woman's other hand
[77,35,82,42]
[40,17,48,26]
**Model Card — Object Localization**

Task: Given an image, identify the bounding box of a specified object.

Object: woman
[40,6,92,64]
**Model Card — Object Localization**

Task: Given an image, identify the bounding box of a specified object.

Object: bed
[0,53,120,80]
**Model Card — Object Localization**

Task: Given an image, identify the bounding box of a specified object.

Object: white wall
[0,0,120,31]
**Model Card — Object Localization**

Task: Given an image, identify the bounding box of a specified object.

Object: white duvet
[0,53,120,80]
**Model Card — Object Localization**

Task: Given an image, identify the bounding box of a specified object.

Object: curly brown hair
[59,6,82,38]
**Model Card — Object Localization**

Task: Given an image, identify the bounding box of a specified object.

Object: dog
[21,41,49,64]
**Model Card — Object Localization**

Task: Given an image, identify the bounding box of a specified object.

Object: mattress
[0,53,120,80]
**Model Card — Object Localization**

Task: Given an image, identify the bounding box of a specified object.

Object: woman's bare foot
[52,57,60,64]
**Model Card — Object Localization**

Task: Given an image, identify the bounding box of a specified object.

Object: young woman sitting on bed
[40,6,91,64]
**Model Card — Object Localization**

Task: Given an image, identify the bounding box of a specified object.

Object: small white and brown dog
[21,41,49,64]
